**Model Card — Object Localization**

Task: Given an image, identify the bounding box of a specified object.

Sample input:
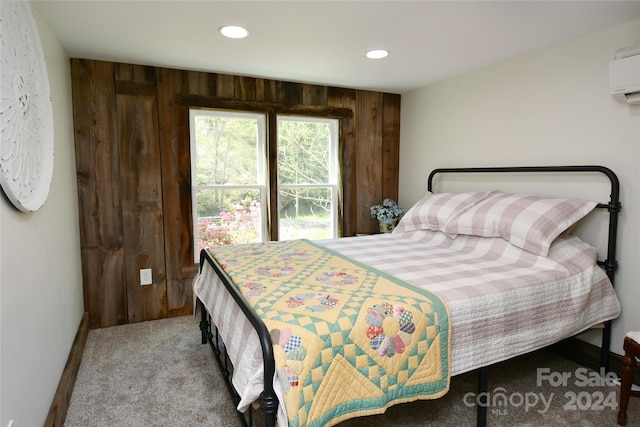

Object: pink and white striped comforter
[193,230,620,424]
[319,230,620,375]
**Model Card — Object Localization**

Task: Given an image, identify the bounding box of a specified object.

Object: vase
[379,221,396,233]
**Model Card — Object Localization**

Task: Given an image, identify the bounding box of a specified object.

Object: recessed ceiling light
[219,25,249,39]
[366,49,389,59]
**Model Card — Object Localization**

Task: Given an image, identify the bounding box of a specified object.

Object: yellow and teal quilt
[207,239,451,427]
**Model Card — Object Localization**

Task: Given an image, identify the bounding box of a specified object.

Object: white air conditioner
[609,45,640,105]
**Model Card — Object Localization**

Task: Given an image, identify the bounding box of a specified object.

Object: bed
[193,165,622,427]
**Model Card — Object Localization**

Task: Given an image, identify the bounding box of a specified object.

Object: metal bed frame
[197,165,621,427]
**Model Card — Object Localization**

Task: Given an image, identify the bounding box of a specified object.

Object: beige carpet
[65,315,640,427]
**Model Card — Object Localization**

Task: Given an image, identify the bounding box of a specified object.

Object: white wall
[399,19,640,356]
[0,3,84,426]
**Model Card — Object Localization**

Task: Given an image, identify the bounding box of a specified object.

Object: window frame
[185,100,351,262]
[189,108,269,262]
[276,115,340,241]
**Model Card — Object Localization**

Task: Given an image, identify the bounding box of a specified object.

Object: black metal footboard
[198,248,278,427]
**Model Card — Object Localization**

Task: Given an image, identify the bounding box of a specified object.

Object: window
[190,109,339,261]
[190,110,267,260]
[277,116,339,241]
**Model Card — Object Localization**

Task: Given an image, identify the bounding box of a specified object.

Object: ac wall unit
[609,45,640,105]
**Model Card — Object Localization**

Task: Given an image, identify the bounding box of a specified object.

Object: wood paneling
[157,69,194,317]
[71,59,127,329]
[71,59,401,328]
[382,93,401,199]
[356,91,384,233]
[174,105,196,279]
[115,64,167,323]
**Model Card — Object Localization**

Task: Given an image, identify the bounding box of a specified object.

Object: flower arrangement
[370,199,405,225]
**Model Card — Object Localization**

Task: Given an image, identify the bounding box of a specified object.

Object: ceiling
[34,0,640,94]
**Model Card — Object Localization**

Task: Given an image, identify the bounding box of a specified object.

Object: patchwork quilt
[207,239,451,427]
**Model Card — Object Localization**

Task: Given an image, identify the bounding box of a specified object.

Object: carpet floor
[64,315,640,426]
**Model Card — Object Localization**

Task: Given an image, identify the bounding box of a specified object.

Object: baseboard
[549,337,640,386]
[44,311,90,427]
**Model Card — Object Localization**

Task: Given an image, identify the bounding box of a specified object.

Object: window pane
[195,188,262,251]
[194,113,263,185]
[191,109,340,257]
[277,118,332,185]
[279,187,332,240]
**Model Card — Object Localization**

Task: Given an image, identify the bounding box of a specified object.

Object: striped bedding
[320,230,620,375]
[193,229,620,426]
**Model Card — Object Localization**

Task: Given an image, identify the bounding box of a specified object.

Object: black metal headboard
[427,165,622,370]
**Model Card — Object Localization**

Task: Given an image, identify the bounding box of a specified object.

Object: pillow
[442,192,597,256]
[392,190,496,234]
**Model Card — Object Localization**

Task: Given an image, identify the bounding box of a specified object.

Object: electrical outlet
[140,268,152,286]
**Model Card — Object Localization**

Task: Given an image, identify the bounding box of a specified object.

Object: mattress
[193,229,620,425]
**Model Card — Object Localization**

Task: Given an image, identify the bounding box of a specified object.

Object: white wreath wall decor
[0,0,54,212]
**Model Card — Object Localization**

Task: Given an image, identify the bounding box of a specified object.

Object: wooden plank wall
[71,58,401,329]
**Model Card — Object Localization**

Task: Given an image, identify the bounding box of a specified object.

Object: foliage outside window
[190,109,339,261]
[277,116,339,241]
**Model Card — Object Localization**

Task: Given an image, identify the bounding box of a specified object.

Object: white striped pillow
[442,192,597,256]
[393,190,496,235]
